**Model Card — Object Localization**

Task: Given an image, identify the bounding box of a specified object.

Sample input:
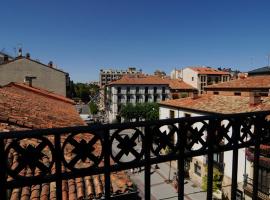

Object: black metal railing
[244,177,270,196]
[1,111,270,200]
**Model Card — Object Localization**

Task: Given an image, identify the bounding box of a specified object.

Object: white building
[159,92,270,199]
[176,66,230,94]
[106,75,170,122]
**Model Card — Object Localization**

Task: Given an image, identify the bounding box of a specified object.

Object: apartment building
[99,67,142,86]
[0,51,13,64]
[0,53,70,96]
[106,75,170,122]
[159,92,270,200]
[205,75,270,97]
[178,66,230,94]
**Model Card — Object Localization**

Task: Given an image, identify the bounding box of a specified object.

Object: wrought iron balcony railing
[244,177,270,197]
[0,111,270,200]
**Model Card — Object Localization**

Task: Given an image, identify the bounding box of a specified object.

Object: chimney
[18,48,22,57]
[191,90,199,99]
[48,61,53,68]
[26,53,30,59]
[24,76,37,87]
[250,91,261,105]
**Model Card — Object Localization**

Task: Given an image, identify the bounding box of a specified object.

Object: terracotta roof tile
[109,74,169,85]
[188,66,230,75]
[165,79,196,90]
[205,75,270,89]
[159,94,270,114]
[0,83,136,199]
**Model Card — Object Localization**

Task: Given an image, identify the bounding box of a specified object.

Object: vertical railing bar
[178,122,185,200]
[207,119,215,200]
[231,119,239,200]
[0,138,7,200]
[104,128,111,200]
[144,126,151,200]
[55,134,62,200]
[252,115,263,200]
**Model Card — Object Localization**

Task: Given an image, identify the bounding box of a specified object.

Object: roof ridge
[7,82,74,104]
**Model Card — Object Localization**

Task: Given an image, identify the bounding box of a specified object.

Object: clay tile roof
[0,82,83,128]
[205,75,270,90]
[188,66,230,75]
[1,83,136,199]
[108,74,169,85]
[165,79,196,90]
[159,94,270,114]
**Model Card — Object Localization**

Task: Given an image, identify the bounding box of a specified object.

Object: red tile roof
[205,75,270,89]
[0,82,83,129]
[188,67,230,75]
[159,94,270,114]
[0,83,135,199]
[108,74,169,85]
[166,79,196,90]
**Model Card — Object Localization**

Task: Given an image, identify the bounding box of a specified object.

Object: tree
[202,167,222,192]
[71,82,100,102]
[89,101,98,115]
[119,102,159,122]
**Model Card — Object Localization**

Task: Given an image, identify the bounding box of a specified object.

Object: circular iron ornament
[239,117,255,144]
[62,132,103,171]
[110,128,144,164]
[6,136,55,179]
[186,120,208,151]
[215,119,234,147]
[151,124,179,156]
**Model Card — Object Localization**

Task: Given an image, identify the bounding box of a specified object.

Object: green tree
[202,167,222,192]
[119,102,159,121]
[89,101,99,115]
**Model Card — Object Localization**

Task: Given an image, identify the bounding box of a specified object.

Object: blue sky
[1,0,270,82]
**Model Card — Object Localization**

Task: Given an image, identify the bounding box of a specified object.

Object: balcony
[0,111,270,199]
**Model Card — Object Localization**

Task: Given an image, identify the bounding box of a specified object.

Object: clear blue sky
[1,0,270,82]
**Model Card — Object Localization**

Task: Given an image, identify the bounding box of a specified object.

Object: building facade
[0,55,69,96]
[178,66,230,94]
[159,93,270,200]
[99,67,142,86]
[106,75,170,122]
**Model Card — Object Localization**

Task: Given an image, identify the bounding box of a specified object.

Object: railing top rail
[0,110,270,139]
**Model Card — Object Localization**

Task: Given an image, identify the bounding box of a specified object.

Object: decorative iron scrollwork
[6,136,55,179]
[151,124,179,156]
[186,121,208,151]
[110,128,144,164]
[239,117,255,144]
[62,132,103,170]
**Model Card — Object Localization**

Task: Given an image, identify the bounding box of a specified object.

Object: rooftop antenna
[267,54,270,67]
[250,57,254,68]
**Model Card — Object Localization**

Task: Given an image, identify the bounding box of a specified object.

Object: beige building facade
[0,56,69,96]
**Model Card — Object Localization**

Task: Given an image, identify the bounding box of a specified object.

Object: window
[162,87,166,94]
[127,95,131,103]
[170,110,175,119]
[117,95,121,103]
[194,162,201,176]
[117,87,121,94]
[136,95,140,103]
[234,92,241,96]
[145,87,148,94]
[154,95,158,102]
[136,87,140,93]
[192,77,194,81]
[213,91,219,95]
[127,87,130,94]
[162,94,166,101]
[154,87,157,94]
[145,95,148,102]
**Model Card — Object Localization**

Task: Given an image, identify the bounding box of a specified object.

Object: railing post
[0,138,7,200]
[231,118,240,200]
[55,134,63,200]
[252,115,263,200]
[104,128,111,200]
[178,122,186,200]
[144,125,151,200]
[207,119,215,200]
